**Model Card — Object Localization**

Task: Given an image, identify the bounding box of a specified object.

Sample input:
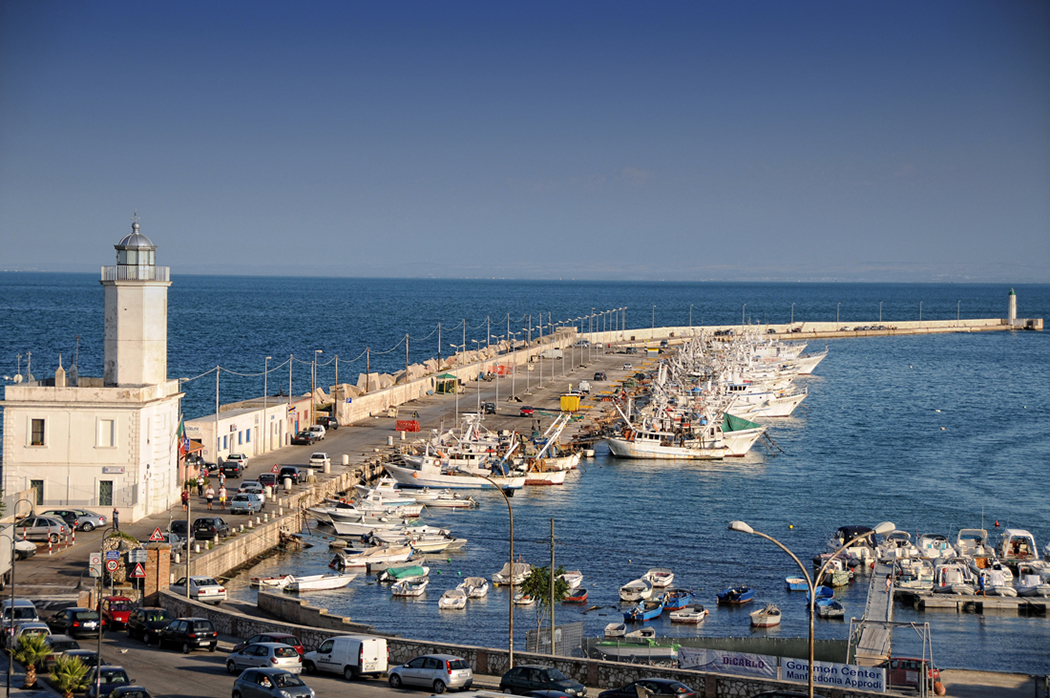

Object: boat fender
[933,681,946,695]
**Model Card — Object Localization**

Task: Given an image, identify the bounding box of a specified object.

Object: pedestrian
[218,471,226,488]
[112,508,119,531]
[181,489,189,512]
[885,574,892,593]
[219,486,227,509]
[196,475,204,496]
[205,485,215,510]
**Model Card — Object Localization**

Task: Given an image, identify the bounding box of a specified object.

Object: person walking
[218,486,227,510]
[181,489,189,512]
[205,485,215,510]
[112,508,119,531]
[218,471,226,488]
[196,475,204,496]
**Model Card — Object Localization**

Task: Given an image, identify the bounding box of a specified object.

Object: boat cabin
[999,529,1038,564]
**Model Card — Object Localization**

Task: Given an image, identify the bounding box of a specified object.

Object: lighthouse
[1008,288,1017,324]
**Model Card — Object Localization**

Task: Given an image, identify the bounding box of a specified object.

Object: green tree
[11,633,51,688]
[49,654,90,698]
[519,565,570,632]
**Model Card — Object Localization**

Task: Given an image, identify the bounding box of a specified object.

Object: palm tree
[519,565,570,633]
[49,654,90,698]
[11,633,51,688]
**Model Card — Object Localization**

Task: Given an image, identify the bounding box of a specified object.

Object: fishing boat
[333,544,414,570]
[593,636,678,661]
[421,491,478,509]
[603,622,626,638]
[785,577,808,591]
[816,598,845,619]
[563,588,588,604]
[749,603,782,627]
[329,516,410,537]
[457,577,490,598]
[644,568,674,588]
[438,588,468,610]
[558,570,583,589]
[658,589,693,611]
[806,585,835,601]
[378,565,430,583]
[513,592,535,606]
[492,561,531,586]
[716,585,755,605]
[285,573,357,592]
[624,599,663,622]
[669,604,708,623]
[384,457,526,491]
[391,578,429,597]
[619,578,654,602]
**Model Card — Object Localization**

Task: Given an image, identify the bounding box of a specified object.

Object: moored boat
[658,589,693,611]
[785,577,808,591]
[513,592,535,606]
[438,588,468,610]
[669,604,708,624]
[563,588,588,604]
[457,577,490,598]
[558,570,584,590]
[285,573,357,592]
[716,585,755,605]
[391,578,429,597]
[816,598,845,619]
[619,578,654,602]
[750,603,781,627]
[624,599,663,622]
[492,561,531,586]
[644,568,674,588]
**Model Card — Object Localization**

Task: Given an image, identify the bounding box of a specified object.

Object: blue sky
[1,1,1048,281]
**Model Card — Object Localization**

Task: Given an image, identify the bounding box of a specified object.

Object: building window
[97,419,115,448]
[222,435,227,450]
[99,480,113,507]
[30,419,45,446]
[238,432,243,445]
[245,429,251,443]
[30,480,43,505]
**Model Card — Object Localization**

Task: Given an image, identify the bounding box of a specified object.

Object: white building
[0,222,182,522]
[185,394,311,465]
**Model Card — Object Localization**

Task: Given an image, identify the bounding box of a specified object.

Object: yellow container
[560,393,581,412]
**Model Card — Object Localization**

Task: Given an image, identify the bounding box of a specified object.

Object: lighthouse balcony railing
[101,265,170,282]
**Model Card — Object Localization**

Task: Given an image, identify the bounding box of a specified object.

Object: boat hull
[606,437,726,460]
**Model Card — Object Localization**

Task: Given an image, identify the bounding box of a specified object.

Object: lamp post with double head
[5,497,33,698]
[728,520,895,698]
[263,356,272,451]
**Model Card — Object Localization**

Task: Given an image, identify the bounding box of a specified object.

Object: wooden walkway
[854,562,894,666]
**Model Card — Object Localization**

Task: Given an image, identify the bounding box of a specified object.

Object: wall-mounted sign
[102,466,125,474]
[229,424,237,432]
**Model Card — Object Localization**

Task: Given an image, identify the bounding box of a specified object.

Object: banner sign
[782,658,886,693]
[678,648,777,679]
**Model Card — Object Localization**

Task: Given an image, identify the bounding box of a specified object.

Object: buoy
[788,524,793,529]
[940,427,945,431]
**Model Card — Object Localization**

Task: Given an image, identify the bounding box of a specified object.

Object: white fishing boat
[285,573,357,592]
[492,561,531,586]
[750,603,782,628]
[606,427,728,460]
[513,592,535,606]
[558,570,583,590]
[644,568,674,588]
[329,517,409,537]
[619,578,654,602]
[391,578,429,597]
[438,588,468,610]
[669,604,708,624]
[384,458,525,490]
[457,577,490,598]
[333,544,414,570]
[519,461,568,485]
[421,491,478,509]
[410,537,463,554]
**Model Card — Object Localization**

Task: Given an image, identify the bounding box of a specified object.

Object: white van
[1,599,39,629]
[303,634,387,680]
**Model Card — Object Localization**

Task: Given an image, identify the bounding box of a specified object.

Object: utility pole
[438,322,442,366]
[405,334,409,377]
[365,348,370,393]
[549,518,556,654]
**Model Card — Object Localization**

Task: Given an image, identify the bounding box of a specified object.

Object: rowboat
[619,578,654,602]
[785,577,808,591]
[558,570,584,590]
[250,575,295,589]
[806,585,835,601]
[457,577,490,599]
[644,568,674,588]
[391,578,429,597]
[659,589,693,611]
[563,588,588,604]
[750,603,781,627]
[513,593,535,606]
[716,585,755,605]
[285,573,357,592]
[624,599,663,622]
[378,565,430,582]
[669,604,708,624]
[816,598,845,619]
[604,622,626,638]
[438,588,468,610]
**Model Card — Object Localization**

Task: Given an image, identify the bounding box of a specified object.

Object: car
[258,473,278,488]
[519,406,535,417]
[279,466,306,484]
[106,686,153,698]
[125,607,174,644]
[64,648,102,667]
[169,575,227,604]
[8,621,51,648]
[238,481,267,504]
[750,692,828,698]
[291,431,318,446]
[38,634,80,671]
[47,607,104,638]
[157,616,218,653]
[192,516,230,541]
[100,596,134,629]
[659,339,669,348]
[233,633,304,655]
[220,460,245,478]
[38,508,107,532]
[597,679,696,698]
[573,340,590,347]
[302,634,387,679]
[226,641,303,675]
[593,372,607,381]
[307,425,326,440]
[877,656,941,692]
[622,363,633,370]
[1,599,40,630]
[388,653,473,693]
[168,519,189,538]
[232,668,315,698]
[84,665,133,698]
[500,665,586,696]
[624,347,638,354]
[230,493,264,515]
[481,402,496,415]
[12,516,67,543]
[318,415,339,430]
[226,453,250,469]
[308,452,331,469]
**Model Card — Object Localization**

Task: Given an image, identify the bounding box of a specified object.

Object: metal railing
[101,265,170,282]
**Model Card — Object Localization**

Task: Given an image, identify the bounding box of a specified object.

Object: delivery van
[303,634,388,680]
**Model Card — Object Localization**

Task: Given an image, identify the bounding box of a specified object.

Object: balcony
[101,265,170,282]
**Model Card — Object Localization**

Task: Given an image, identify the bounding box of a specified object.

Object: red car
[232,632,304,655]
[100,596,134,629]
[519,406,535,417]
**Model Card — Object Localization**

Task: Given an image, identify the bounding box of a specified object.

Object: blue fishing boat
[659,589,694,611]
[716,585,755,605]
[786,577,808,591]
[816,597,845,619]
[806,585,834,601]
[624,599,664,622]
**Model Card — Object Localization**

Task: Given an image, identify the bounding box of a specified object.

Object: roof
[115,222,155,249]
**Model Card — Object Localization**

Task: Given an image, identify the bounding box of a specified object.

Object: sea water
[1,275,1048,672]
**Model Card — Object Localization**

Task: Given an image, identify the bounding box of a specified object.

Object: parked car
[279,466,306,484]
[1,599,40,630]
[168,575,227,604]
[226,642,303,675]
[307,425,326,440]
[226,453,250,469]
[302,634,387,679]
[258,473,278,488]
[481,402,496,415]
[168,519,189,538]
[291,431,318,446]
[157,616,218,653]
[192,516,229,541]
[622,363,633,370]
[85,665,133,698]
[64,648,102,667]
[233,633,304,655]
[660,339,669,348]
[47,607,104,638]
[592,372,607,381]
[308,453,331,469]
[38,634,80,671]
[12,516,67,543]
[107,686,153,698]
[100,596,134,629]
[387,653,473,693]
[317,415,339,429]
[500,665,586,696]
[230,493,264,515]
[125,607,174,644]
[38,508,107,532]
[519,406,535,417]
[877,657,941,692]
[8,621,50,648]
[597,679,696,698]
[232,668,315,698]
[624,346,638,354]
[220,460,245,478]
[238,481,267,504]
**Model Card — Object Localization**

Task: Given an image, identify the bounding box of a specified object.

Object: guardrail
[100,265,170,282]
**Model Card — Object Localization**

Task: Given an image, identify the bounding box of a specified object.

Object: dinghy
[750,603,782,627]
[816,598,845,619]
[624,599,663,622]
[659,589,693,611]
[563,588,588,604]
[457,577,490,598]
[391,578,429,597]
[716,585,755,605]
[619,578,654,602]
[644,568,674,588]
[285,573,356,592]
[558,570,584,590]
[513,592,535,606]
[669,604,708,623]
[438,588,468,610]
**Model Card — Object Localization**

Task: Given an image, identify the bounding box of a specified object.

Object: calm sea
[2,275,1048,673]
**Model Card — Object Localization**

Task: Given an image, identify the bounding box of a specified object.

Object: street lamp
[689,304,693,327]
[263,356,272,452]
[651,305,655,331]
[837,303,841,324]
[919,301,923,322]
[449,343,466,420]
[5,497,33,698]
[742,304,747,327]
[957,301,961,325]
[311,350,323,420]
[728,520,895,698]
[791,303,795,325]
[471,340,483,412]
[879,302,883,323]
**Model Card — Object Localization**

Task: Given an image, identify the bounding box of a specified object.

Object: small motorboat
[438,588,468,610]
[513,592,535,606]
[604,622,627,638]
[644,568,675,588]
[378,565,430,583]
[391,578,429,597]
[624,599,663,622]
[624,626,656,640]
[492,561,531,586]
[619,578,654,602]
[285,573,357,592]
[563,588,588,604]
[785,577,808,591]
[806,585,835,601]
[659,589,693,611]
[334,544,414,570]
[669,604,708,624]
[457,577,490,598]
[816,598,845,619]
[250,575,295,589]
[421,492,479,509]
[559,570,584,590]
[750,603,782,627]
[717,585,755,605]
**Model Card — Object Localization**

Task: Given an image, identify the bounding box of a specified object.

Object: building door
[30,480,43,505]
[99,480,113,506]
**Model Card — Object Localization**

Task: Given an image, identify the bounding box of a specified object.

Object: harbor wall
[159,590,887,698]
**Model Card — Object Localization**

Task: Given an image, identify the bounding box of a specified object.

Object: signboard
[230,425,237,432]
[129,563,145,579]
[345,397,352,403]
[104,550,120,561]
[102,466,125,474]
[678,648,777,679]
[105,559,119,572]
[783,658,886,692]
[271,463,281,474]
[128,549,147,563]
[148,527,165,542]
[88,552,102,578]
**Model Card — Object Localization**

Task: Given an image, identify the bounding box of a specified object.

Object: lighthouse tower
[102,221,171,386]
[1008,288,1017,324]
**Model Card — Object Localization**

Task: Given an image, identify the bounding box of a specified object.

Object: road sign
[105,559,119,572]
[105,550,120,561]
[271,463,281,473]
[148,527,165,542]
[128,549,147,563]
[129,563,145,579]
[88,552,102,578]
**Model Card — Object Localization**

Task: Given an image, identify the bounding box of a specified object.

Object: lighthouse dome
[116,221,156,250]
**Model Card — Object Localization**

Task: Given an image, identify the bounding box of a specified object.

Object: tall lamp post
[311,350,323,420]
[837,303,841,324]
[919,301,923,322]
[689,304,693,328]
[449,343,466,420]
[879,302,883,323]
[728,520,895,698]
[263,356,272,451]
[742,303,747,327]
[957,301,961,325]
[5,497,33,698]
[791,303,795,325]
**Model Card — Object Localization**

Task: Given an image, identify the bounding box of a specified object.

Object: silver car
[388,654,473,693]
[226,642,302,675]
[12,516,67,543]
[39,508,107,532]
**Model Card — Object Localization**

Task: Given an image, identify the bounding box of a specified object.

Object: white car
[309,452,331,469]
[237,481,266,504]
[622,362,633,370]
[169,576,226,604]
[226,453,249,469]
[307,425,326,440]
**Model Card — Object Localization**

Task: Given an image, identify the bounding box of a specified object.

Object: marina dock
[896,590,1049,615]
[853,562,895,666]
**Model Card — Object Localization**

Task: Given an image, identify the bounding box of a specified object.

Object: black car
[125,607,175,644]
[593,372,607,381]
[107,687,152,698]
[220,461,244,478]
[258,473,278,488]
[192,516,229,541]
[597,679,696,698]
[501,666,586,697]
[168,520,189,537]
[317,415,339,429]
[38,634,80,671]
[291,431,318,445]
[157,617,217,653]
[481,402,496,414]
[278,466,306,484]
[48,607,105,638]
[85,665,133,698]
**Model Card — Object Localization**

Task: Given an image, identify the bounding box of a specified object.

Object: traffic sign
[105,550,120,561]
[88,552,102,578]
[148,527,165,542]
[128,549,147,563]
[270,463,281,473]
[105,559,119,572]
[129,563,145,579]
